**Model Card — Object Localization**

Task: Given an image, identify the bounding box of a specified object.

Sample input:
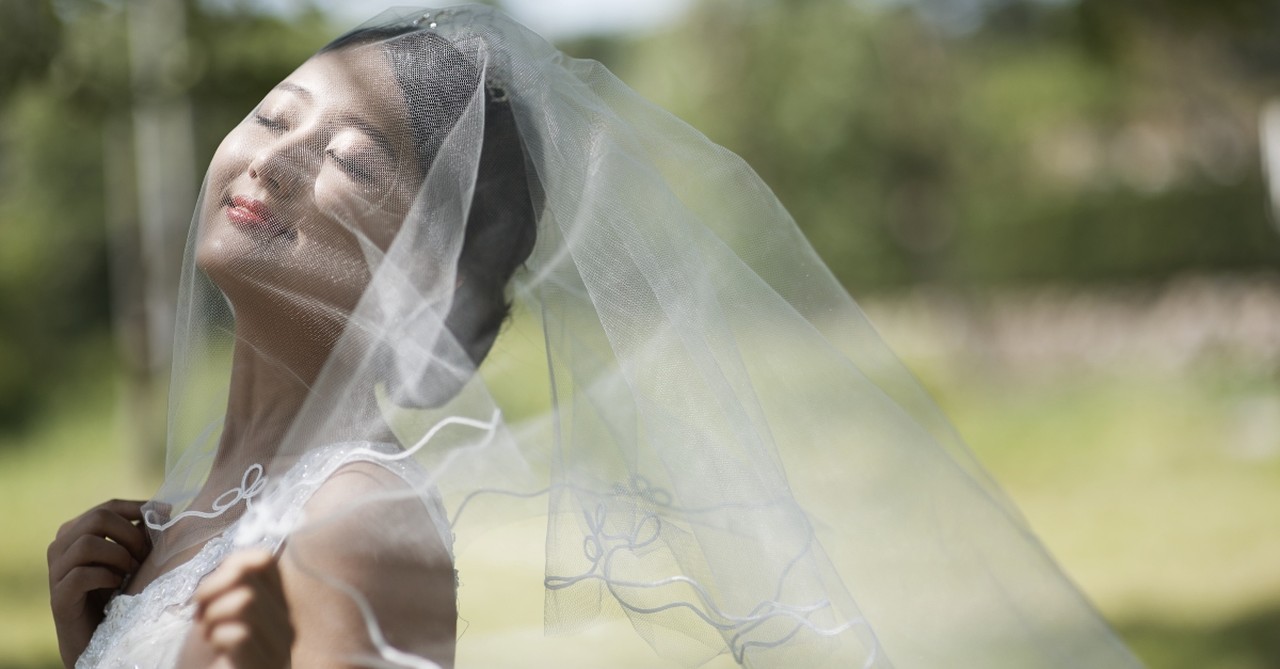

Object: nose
[247,135,315,196]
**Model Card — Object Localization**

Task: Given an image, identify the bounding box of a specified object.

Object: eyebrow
[276,80,398,160]
[277,81,313,101]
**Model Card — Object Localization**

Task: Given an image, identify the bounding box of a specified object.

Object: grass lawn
[935,363,1280,669]
[2,339,1276,667]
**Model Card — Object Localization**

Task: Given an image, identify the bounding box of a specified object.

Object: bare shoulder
[280,454,457,667]
[302,458,419,516]
[293,454,450,559]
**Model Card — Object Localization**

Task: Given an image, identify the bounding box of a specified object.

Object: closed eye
[326,148,373,182]
[254,112,287,132]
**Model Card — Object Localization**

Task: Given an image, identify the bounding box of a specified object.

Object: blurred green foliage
[611,0,1280,290]
[1,0,1278,428]
[0,1,60,98]
[0,0,330,427]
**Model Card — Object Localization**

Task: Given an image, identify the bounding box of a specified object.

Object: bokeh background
[2,0,1279,667]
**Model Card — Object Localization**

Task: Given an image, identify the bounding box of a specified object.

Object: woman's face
[197,46,423,339]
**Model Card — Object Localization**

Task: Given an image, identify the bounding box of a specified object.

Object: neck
[213,317,329,470]
[212,316,389,473]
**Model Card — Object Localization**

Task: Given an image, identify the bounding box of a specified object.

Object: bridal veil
[140,5,1143,667]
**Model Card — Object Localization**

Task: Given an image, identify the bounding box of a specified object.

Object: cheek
[286,234,373,315]
[356,208,405,253]
[296,180,375,295]
[195,137,248,277]
[206,127,256,191]
[313,172,369,232]
[312,173,404,251]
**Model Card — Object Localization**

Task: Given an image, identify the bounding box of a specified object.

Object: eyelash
[326,149,372,182]
[253,112,285,132]
[254,112,373,183]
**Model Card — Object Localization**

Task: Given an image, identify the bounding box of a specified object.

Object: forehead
[284,47,411,136]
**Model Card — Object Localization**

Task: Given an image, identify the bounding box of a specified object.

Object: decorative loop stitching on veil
[541,480,871,664]
[346,409,502,465]
[143,464,268,531]
[614,474,673,507]
[345,408,874,663]
[446,471,873,661]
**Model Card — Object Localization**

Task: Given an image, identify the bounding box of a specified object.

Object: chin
[197,217,250,283]
[196,218,286,311]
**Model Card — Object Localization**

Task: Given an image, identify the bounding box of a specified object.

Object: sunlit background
[1,0,1278,667]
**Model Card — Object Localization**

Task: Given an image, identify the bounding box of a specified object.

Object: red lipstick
[225,195,285,236]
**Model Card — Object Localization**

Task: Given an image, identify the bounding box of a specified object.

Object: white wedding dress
[76,443,452,669]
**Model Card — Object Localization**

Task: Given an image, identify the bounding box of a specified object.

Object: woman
[49,5,1144,668]
[50,19,513,669]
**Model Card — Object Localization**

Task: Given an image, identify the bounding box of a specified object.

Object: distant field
[4,286,1278,668]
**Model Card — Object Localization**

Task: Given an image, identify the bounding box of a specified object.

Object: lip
[224,195,288,237]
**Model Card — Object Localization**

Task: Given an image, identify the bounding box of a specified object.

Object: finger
[52,566,125,611]
[206,620,250,654]
[53,507,151,563]
[193,550,276,606]
[50,535,137,584]
[202,598,294,669]
[193,559,250,606]
[96,499,148,522]
[54,500,147,541]
[227,548,276,571]
[197,585,255,629]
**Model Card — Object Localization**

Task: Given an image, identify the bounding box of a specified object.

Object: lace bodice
[76,442,449,669]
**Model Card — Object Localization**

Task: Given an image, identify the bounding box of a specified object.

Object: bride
[47,5,1144,668]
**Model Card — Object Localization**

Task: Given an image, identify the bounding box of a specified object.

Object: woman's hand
[47,499,151,668]
[191,548,295,669]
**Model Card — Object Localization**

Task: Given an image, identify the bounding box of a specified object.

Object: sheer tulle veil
[139,4,1143,667]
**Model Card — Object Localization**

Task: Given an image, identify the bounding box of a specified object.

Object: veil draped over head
[140,5,1143,668]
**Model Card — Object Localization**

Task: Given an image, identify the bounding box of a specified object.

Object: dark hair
[320,26,539,383]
